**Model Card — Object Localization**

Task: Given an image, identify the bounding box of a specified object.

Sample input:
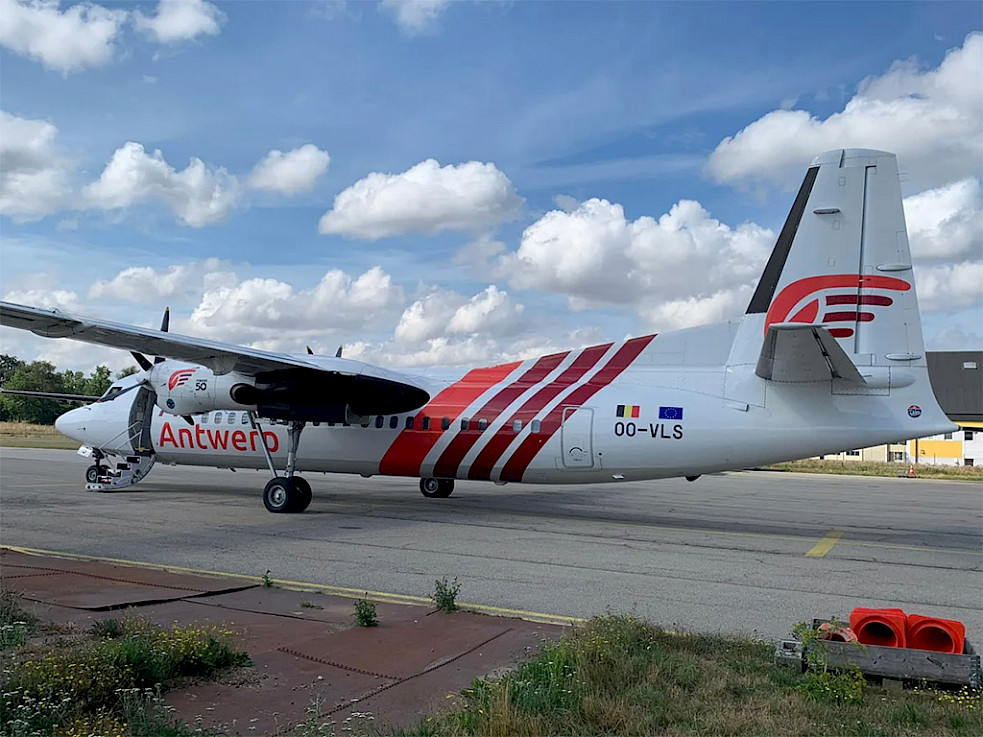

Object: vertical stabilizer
[731,149,924,369]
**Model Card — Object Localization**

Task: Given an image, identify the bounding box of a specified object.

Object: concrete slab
[2,548,565,734]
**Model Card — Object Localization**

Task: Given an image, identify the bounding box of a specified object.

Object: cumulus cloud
[707,33,983,193]
[82,142,238,227]
[394,285,523,344]
[89,259,234,303]
[379,0,451,35]
[184,266,404,345]
[2,287,79,311]
[501,196,774,330]
[0,0,127,73]
[0,110,73,219]
[904,178,982,261]
[134,0,225,44]
[914,260,983,312]
[452,234,506,269]
[318,159,523,239]
[247,144,331,194]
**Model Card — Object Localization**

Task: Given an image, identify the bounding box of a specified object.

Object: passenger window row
[198,411,543,434]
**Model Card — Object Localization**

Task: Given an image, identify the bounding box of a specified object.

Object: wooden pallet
[775,626,981,689]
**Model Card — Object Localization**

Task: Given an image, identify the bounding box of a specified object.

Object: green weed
[432,577,461,612]
[354,597,378,627]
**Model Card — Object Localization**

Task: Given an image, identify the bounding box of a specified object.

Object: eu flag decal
[616,404,640,418]
[659,406,683,420]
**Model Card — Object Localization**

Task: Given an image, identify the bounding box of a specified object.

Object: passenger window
[242,413,249,425]
[441,417,450,430]
[531,419,541,433]
[375,415,384,429]
[214,412,223,424]
[201,413,209,424]
[477,418,488,431]
[390,416,398,429]
[405,416,414,430]
[229,413,237,425]
[512,420,523,432]
[421,416,431,430]
[460,418,470,431]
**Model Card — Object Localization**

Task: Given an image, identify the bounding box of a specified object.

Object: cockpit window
[98,385,125,402]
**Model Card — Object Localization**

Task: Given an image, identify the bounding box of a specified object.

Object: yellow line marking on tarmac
[806,530,843,558]
[1,545,583,626]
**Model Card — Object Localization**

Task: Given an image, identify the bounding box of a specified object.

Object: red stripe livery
[378,361,519,476]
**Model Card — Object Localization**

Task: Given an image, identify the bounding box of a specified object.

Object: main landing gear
[420,477,454,498]
[252,415,312,514]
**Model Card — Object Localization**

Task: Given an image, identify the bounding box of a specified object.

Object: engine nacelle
[148,361,258,416]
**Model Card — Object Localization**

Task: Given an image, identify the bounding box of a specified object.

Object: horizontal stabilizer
[755,323,865,383]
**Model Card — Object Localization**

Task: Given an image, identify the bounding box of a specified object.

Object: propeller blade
[335,345,343,358]
[132,352,153,371]
[154,307,170,364]
[182,415,195,426]
[307,346,314,355]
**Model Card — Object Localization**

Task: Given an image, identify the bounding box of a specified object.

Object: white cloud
[379,0,451,35]
[452,234,505,269]
[89,259,234,304]
[707,33,983,193]
[501,197,774,326]
[394,285,523,344]
[926,324,983,351]
[318,158,523,239]
[2,287,79,311]
[915,261,983,312]
[134,0,225,44]
[184,266,404,345]
[247,144,331,194]
[82,142,238,227]
[0,0,127,73]
[0,110,73,220]
[904,178,982,261]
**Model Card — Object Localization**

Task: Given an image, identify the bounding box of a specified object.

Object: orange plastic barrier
[849,607,906,648]
[817,621,858,643]
[906,614,966,654]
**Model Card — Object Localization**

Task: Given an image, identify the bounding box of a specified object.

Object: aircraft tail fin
[730,149,924,368]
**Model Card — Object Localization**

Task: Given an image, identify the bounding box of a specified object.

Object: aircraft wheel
[420,477,454,498]
[293,476,313,513]
[263,477,298,514]
[85,465,103,484]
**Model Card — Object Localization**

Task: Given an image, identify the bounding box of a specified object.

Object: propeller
[129,307,194,426]
[131,307,170,371]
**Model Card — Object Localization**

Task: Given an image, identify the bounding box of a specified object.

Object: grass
[399,615,983,737]
[0,420,80,449]
[0,606,249,736]
[765,458,983,481]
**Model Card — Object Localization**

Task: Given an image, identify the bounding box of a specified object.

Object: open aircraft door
[560,406,595,468]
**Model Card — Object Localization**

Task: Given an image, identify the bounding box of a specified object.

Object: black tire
[293,476,313,513]
[85,465,102,484]
[263,477,298,513]
[420,477,454,498]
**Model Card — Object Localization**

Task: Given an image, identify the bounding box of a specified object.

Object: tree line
[0,354,138,425]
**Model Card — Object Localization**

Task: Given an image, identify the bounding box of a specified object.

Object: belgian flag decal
[616,404,640,418]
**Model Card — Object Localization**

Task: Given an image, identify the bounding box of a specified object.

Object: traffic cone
[850,607,906,648]
[907,465,915,477]
[906,614,965,654]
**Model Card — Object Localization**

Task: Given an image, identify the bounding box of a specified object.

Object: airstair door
[560,406,595,468]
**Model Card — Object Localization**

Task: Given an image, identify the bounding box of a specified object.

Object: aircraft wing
[0,301,430,410]
[755,323,865,383]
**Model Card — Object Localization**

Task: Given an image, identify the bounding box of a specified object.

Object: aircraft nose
[55,406,89,442]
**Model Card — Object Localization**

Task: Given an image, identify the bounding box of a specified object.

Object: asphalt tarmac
[1,448,980,643]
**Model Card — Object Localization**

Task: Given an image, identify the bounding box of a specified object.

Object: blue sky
[1,0,981,372]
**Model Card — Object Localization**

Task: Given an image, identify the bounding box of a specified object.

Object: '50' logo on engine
[168,369,196,391]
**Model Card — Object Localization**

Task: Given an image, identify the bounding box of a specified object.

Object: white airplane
[0,149,956,513]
